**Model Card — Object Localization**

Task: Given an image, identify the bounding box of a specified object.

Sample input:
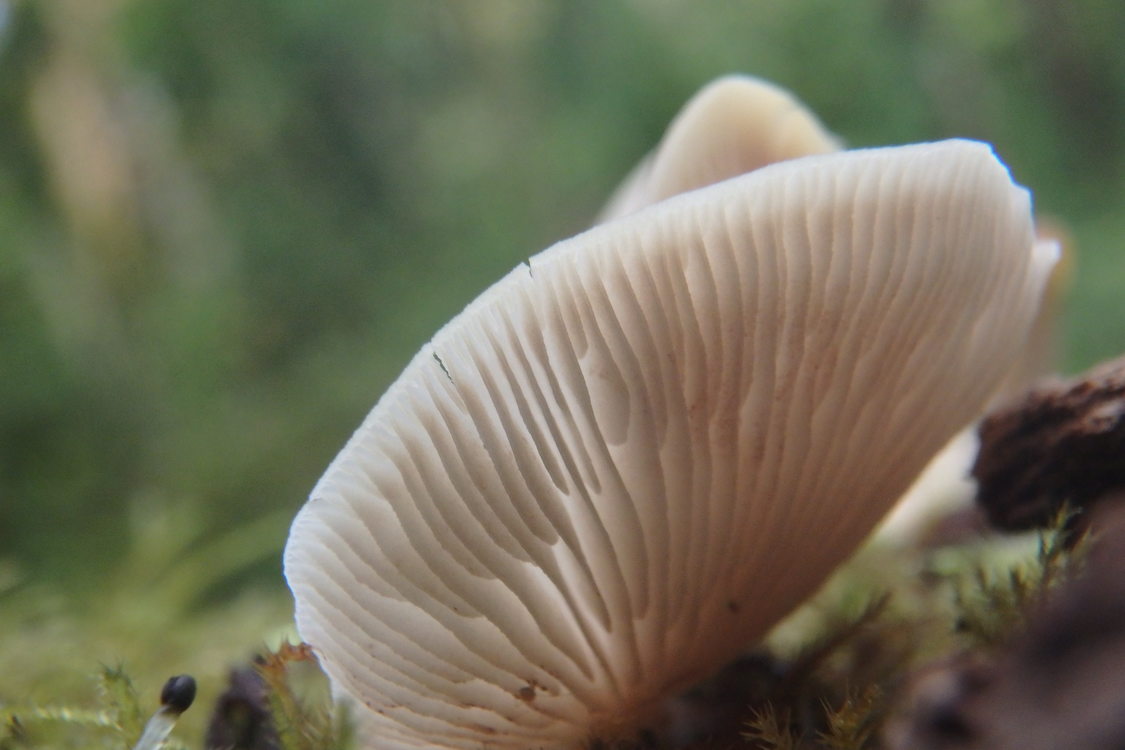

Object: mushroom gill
[594,76,1063,548]
[284,131,1055,748]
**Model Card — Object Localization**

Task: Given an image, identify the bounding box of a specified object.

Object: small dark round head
[160,674,197,715]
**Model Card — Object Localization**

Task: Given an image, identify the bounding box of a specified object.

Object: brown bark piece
[973,354,1125,531]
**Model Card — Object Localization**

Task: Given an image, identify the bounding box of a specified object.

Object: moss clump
[0,512,1086,749]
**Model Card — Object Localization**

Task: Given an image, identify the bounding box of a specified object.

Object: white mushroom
[597,74,840,222]
[285,132,1056,747]
[592,75,1063,549]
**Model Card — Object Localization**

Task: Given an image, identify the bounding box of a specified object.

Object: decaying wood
[973,354,1125,531]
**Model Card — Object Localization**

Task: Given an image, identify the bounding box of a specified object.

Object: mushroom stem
[131,707,178,750]
[131,675,196,750]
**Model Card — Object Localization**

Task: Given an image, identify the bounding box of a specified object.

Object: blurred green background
[1,0,1123,617]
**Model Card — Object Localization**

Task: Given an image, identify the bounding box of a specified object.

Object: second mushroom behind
[284,78,1058,750]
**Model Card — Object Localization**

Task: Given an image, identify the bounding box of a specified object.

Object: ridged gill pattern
[285,140,1055,749]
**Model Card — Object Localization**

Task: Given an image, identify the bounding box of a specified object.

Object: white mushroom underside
[285,140,1055,750]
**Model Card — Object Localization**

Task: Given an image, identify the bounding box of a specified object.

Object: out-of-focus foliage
[0,490,296,746]
[0,0,1122,623]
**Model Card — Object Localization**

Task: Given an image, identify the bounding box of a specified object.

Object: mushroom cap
[597,74,840,222]
[285,139,1056,749]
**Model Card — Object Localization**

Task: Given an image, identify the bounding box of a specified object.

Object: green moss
[0,497,299,748]
[0,511,1087,749]
[743,706,799,750]
[257,644,353,750]
[949,509,1082,650]
[1,664,181,750]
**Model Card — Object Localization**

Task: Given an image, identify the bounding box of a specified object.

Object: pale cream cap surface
[597,74,840,222]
